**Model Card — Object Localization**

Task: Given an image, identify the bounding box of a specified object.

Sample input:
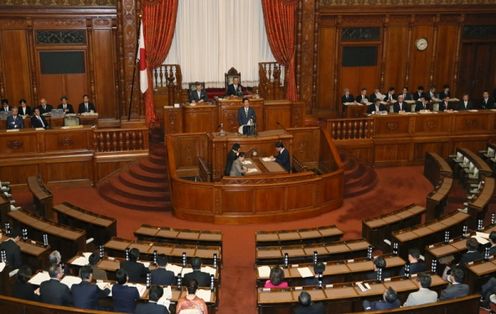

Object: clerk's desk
[0,113,98,130]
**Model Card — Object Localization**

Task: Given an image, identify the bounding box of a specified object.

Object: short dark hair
[313,262,325,275]
[148,285,163,301]
[467,237,479,251]
[116,269,128,285]
[417,86,424,90]
[80,265,93,280]
[418,273,432,288]
[17,265,33,284]
[83,94,89,98]
[128,248,140,262]
[374,256,386,269]
[388,87,395,91]
[490,231,496,244]
[238,152,246,158]
[375,98,381,103]
[361,88,367,91]
[187,279,198,294]
[408,248,421,260]
[191,257,202,270]
[242,97,249,103]
[451,267,464,283]
[275,141,284,148]
[269,267,285,286]
[384,287,398,303]
[195,81,202,86]
[60,96,68,100]
[1,99,9,105]
[298,291,311,306]
[157,254,168,267]
[88,252,100,266]
[19,99,27,105]
[232,143,240,151]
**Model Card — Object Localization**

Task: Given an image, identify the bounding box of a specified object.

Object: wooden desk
[256,225,343,247]
[458,147,493,179]
[425,177,453,221]
[362,204,425,250]
[182,103,218,133]
[467,177,495,221]
[26,176,53,220]
[7,209,86,261]
[466,258,496,291]
[0,193,9,223]
[424,152,453,186]
[345,103,368,118]
[53,202,117,246]
[134,224,222,247]
[0,235,50,271]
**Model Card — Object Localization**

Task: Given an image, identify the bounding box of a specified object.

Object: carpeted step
[344,170,378,197]
[129,164,168,182]
[118,172,168,192]
[138,158,167,173]
[99,184,170,211]
[109,177,169,201]
[344,163,364,180]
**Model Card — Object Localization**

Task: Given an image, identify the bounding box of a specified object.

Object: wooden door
[458,43,496,102]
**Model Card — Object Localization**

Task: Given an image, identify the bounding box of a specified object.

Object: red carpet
[13,165,439,314]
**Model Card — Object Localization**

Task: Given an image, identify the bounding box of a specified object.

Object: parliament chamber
[1,0,496,313]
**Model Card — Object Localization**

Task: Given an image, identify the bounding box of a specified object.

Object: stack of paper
[60,275,82,289]
[356,281,371,292]
[201,266,216,276]
[182,267,193,275]
[475,232,490,245]
[70,256,89,266]
[96,281,113,296]
[28,271,50,285]
[157,286,172,309]
[246,168,258,173]
[261,157,272,162]
[196,289,212,302]
[0,262,5,273]
[165,264,183,276]
[297,267,314,278]
[257,266,271,278]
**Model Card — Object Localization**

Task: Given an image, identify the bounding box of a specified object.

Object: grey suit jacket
[439,283,470,300]
[404,288,438,307]
[229,158,246,176]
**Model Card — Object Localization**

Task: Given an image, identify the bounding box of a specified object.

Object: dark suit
[341,94,354,104]
[459,250,483,265]
[0,106,10,112]
[415,101,431,111]
[71,281,109,310]
[447,101,458,110]
[150,268,175,286]
[224,150,239,176]
[355,95,369,104]
[39,278,72,306]
[38,104,53,114]
[6,115,23,129]
[393,102,410,112]
[401,93,413,101]
[226,84,243,96]
[58,103,74,114]
[363,299,400,311]
[293,302,326,314]
[19,106,32,116]
[31,115,48,128]
[238,106,256,135]
[78,102,96,113]
[275,148,290,172]
[439,91,451,100]
[439,283,470,300]
[480,98,495,110]
[112,284,139,313]
[189,89,208,103]
[385,93,397,102]
[134,302,170,314]
[183,270,211,287]
[120,260,148,283]
[399,262,427,276]
[367,103,386,114]
[488,245,496,256]
[413,92,427,101]
[12,280,39,301]
[0,239,22,268]
[438,101,449,112]
[457,101,477,111]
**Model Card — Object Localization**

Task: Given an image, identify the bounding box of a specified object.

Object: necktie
[38,116,45,127]
[85,104,89,111]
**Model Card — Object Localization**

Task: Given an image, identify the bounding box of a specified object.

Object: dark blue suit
[57,103,74,114]
[120,260,148,283]
[0,239,22,269]
[150,268,175,286]
[363,299,400,311]
[399,262,427,276]
[227,84,243,96]
[38,104,53,114]
[238,107,256,135]
[293,302,326,314]
[39,279,72,306]
[6,115,23,129]
[189,90,208,103]
[275,148,290,172]
[112,284,139,313]
[71,281,109,310]
[439,283,469,300]
[134,302,170,314]
[12,281,39,302]
[78,102,96,113]
[393,102,410,112]
[183,270,211,287]
[31,115,48,128]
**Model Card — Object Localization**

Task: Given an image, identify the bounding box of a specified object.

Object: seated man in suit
[224,143,240,176]
[71,265,110,310]
[0,227,22,269]
[18,99,32,116]
[1,99,10,112]
[135,284,170,314]
[230,152,247,176]
[302,262,328,287]
[341,88,354,104]
[488,231,496,256]
[88,252,107,281]
[57,96,74,114]
[365,255,394,280]
[401,87,413,101]
[459,237,483,265]
[12,266,39,302]
[189,82,208,103]
[415,97,431,111]
[31,108,48,129]
[399,248,427,276]
[273,141,290,172]
[120,248,148,283]
[40,264,72,306]
[237,97,256,135]
[458,94,476,110]
[428,86,438,101]
[362,287,400,311]
[369,88,385,102]
[112,269,139,313]
[37,98,53,114]
[439,266,469,300]
[182,257,211,287]
[403,273,438,306]
[439,84,451,101]
[6,107,24,129]
[385,87,396,102]
[226,76,243,97]
[151,254,176,286]
[355,88,369,104]
[78,94,97,113]
[480,91,495,109]
[413,86,427,101]
[393,95,410,113]
[438,97,450,111]
[293,291,325,314]
[367,99,386,114]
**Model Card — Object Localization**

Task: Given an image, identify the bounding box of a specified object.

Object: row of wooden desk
[256,225,343,247]
[134,224,222,247]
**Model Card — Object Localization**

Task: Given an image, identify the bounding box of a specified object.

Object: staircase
[97,144,171,211]
[341,152,378,198]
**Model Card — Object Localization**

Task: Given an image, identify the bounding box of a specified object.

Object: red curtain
[142,0,178,125]
[261,0,298,101]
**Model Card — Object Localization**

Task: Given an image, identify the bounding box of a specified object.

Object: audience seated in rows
[135,284,170,314]
[293,291,325,314]
[403,273,438,307]
[176,279,208,314]
[40,264,72,306]
[365,255,395,280]
[264,266,288,289]
[71,265,110,310]
[120,248,148,283]
[12,265,39,302]
[112,269,139,313]
[439,266,469,300]
[151,254,176,286]
[459,237,484,266]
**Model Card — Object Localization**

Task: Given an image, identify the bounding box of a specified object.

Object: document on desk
[96,281,113,296]
[157,286,172,309]
[71,256,89,266]
[182,267,193,275]
[258,265,271,278]
[201,266,216,276]
[243,160,253,165]
[261,157,272,162]
[196,289,212,302]
[356,281,371,292]
[246,168,259,174]
[28,271,50,285]
[61,275,82,289]
[166,264,183,276]
[297,267,314,278]
[126,283,147,297]
[0,262,5,273]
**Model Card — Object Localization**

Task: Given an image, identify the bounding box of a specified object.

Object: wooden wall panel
[0,30,32,104]
[434,23,459,91]
[317,27,336,112]
[410,24,434,89]
[383,25,409,90]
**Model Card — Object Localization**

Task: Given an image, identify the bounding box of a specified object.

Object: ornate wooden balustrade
[93,127,148,152]
[153,64,186,109]
[258,62,286,100]
[327,118,374,140]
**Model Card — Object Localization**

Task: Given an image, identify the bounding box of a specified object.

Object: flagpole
[128,15,142,121]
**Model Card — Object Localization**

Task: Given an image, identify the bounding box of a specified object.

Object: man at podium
[238,98,256,135]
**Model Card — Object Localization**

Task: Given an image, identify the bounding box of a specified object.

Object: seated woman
[176,279,208,314]
[264,266,288,289]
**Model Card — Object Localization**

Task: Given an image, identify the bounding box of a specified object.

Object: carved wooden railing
[153,64,186,107]
[198,157,211,182]
[327,118,374,140]
[92,127,149,152]
[258,62,286,100]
